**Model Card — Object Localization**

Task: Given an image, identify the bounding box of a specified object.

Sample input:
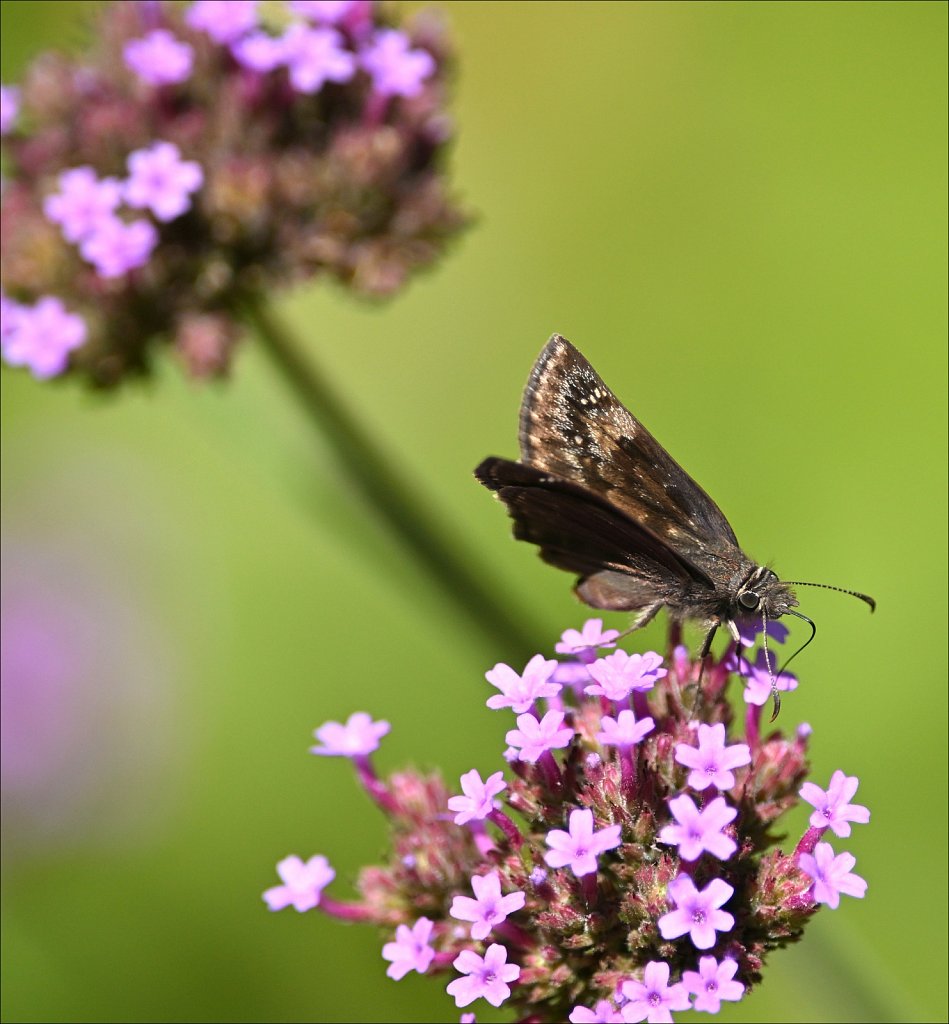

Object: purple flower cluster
[262,617,870,1020]
[1,0,465,385]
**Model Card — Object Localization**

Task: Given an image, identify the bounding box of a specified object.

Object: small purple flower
[447,943,520,1008]
[123,29,195,86]
[620,961,691,1023]
[79,217,159,278]
[124,142,204,222]
[485,654,560,713]
[505,710,573,764]
[736,618,790,648]
[799,770,870,838]
[289,0,355,21]
[682,956,745,1013]
[658,875,735,950]
[282,24,356,94]
[1,83,19,135]
[450,871,526,941]
[658,794,738,862]
[263,853,334,911]
[310,711,390,757]
[596,709,655,749]
[43,167,123,244]
[361,29,435,99]
[555,618,619,658]
[447,769,506,825]
[1,296,87,379]
[544,808,622,878]
[674,722,751,792]
[725,648,798,707]
[585,650,667,702]
[798,841,868,909]
[185,1,259,44]
[231,31,286,72]
[381,916,436,979]
[569,1000,624,1023]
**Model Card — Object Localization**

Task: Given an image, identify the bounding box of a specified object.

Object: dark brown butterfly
[475,335,874,713]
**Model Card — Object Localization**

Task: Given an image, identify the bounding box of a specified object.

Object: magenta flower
[123,29,194,86]
[231,31,286,72]
[619,961,691,1023]
[0,296,87,379]
[79,217,158,278]
[798,841,868,909]
[185,1,259,44]
[450,871,526,941]
[658,794,737,862]
[585,650,666,701]
[658,875,735,949]
[569,1001,624,1023]
[447,769,506,825]
[310,711,390,757]
[556,618,619,660]
[596,709,655,749]
[282,24,356,93]
[263,854,334,912]
[674,722,751,792]
[505,710,573,763]
[485,653,560,713]
[124,142,204,222]
[544,808,622,877]
[0,83,18,135]
[447,944,520,1008]
[799,770,870,838]
[360,29,437,99]
[682,956,745,1013]
[736,618,789,648]
[43,167,123,244]
[290,0,355,21]
[381,917,436,980]
[725,648,798,706]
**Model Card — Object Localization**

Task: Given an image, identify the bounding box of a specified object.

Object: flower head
[361,29,436,98]
[447,944,520,1008]
[450,871,526,940]
[263,854,334,912]
[799,770,870,838]
[620,962,691,1023]
[185,1,259,44]
[556,618,619,661]
[544,808,621,877]
[585,650,666,701]
[447,769,506,825]
[569,1000,624,1023]
[0,296,86,379]
[674,722,751,791]
[0,83,19,135]
[124,142,203,222]
[658,794,737,862]
[123,29,194,86]
[43,167,123,243]
[798,841,868,909]
[282,24,356,93]
[78,217,158,278]
[310,711,390,757]
[485,654,560,712]
[382,917,436,980]
[596,709,655,749]
[682,956,744,1013]
[658,875,735,949]
[505,710,573,763]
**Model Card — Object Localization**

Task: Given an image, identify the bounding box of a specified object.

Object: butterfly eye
[738,591,760,610]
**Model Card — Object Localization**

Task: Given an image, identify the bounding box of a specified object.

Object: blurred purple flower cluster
[1,0,466,385]
[263,619,869,1021]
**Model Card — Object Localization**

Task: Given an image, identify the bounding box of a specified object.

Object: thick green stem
[243,296,542,661]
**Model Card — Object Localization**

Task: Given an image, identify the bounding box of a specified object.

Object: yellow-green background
[2,2,946,1022]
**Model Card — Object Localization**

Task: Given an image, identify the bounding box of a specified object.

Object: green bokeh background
[2,2,946,1022]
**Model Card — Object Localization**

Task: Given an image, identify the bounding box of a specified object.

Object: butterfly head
[734,566,798,621]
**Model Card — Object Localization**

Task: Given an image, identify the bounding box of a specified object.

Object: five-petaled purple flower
[658,875,735,949]
[725,648,798,707]
[79,217,158,278]
[596,709,655,749]
[799,770,870,838]
[620,961,691,1023]
[544,808,622,877]
[569,1000,624,1023]
[450,871,526,941]
[505,710,573,763]
[556,618,619,662]
[0,83,18,135]
[124,142,204,222]
[43,167,123,243]
[682,955,745,1013]
[360,29,436,98]
[798,841,868,909]
[658,794,737,862]
[0,296,87,379]
[447,943,520,1008]
[674,722,751,792]
[485,654,560,713]
[310,711,390,757]
[123,29,195,86]
[232,31,286,72]
[185,0,259,44]
[736,618,789,648]
[381,916,436,980]
[447,769,506,825]
[585,650,666,702]
[263,853,334,912]
[282,24,356,93]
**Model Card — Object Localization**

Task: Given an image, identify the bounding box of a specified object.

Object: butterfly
[475,335,874,714]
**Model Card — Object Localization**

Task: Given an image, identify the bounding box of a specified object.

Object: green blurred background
[1,2,946,1021]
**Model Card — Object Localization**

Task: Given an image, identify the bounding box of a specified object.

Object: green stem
[243,295,542,661]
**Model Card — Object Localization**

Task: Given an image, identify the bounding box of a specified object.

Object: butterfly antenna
[783,581,876,612]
